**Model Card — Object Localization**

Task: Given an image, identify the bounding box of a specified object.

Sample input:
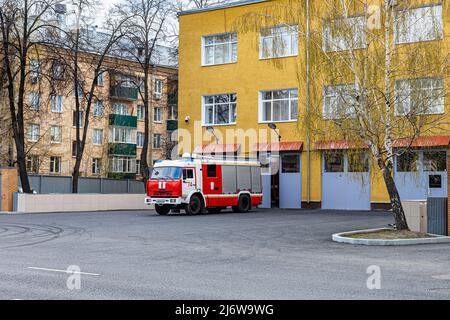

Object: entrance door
[182,167,196,196]
[322,151,371,210]
[279,153,302,208]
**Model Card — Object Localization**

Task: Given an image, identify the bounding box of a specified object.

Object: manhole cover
[432,275,450,280]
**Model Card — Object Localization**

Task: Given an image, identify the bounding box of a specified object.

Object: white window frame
[322,15,367,52]
[202,32,237,66]
[154,79,163,95]
[137,105,145,120]
[323,84,359,120]
[29,92,41,110]
[28,124,40,142]
[109,126,136,144]
[153,133,162,149]
[50,126,62,143]
[51,94,63,113]
[394,4,443,44]
[92,128,103,145]
[137,132,144,148]
[110,156,136,173]
[154,106,162,122]
[112,103,129,115]
[169,105,177,120]
[49,156,61,174]
[259,25,298,59]
[29,59,41,81]
[92,158,101,174]
[394,77,444,116]
[259,89,298,123]
[202,93,237,126]
[93,99,104,117]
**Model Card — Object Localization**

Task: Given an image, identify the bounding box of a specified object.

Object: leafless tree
[114,0,171,184]
[0,0,67,193]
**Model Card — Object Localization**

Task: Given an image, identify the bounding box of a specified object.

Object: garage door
[279,153,301,208]
[394,149,448,200]
[322,151,371,210]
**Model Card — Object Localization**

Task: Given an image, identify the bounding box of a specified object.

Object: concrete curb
[332,228,450,246]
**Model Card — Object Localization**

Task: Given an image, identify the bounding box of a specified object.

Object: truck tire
[155,204,171,215]
[232,194,251,213]
[185,195,204,215]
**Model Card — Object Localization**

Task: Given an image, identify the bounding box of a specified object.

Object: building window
[51,95,63,113]
[394,5,443,44]
[110,156,136,173]
[153,133,162,149]
[323,84,358,119]
[50,156,61,174]
[281,154,300,173]
[29,60,41,82]
[203,93,237,125]
[154,107,161,122]
[137,132,144,147]
[28,124,40,142]
[324,151,344,172]
[92,158,101,174]
[92,128,103,145]
[109,127,136,144]
[202,33,237,66]
[136,159,141,174]
[93,99,104,117]
[50,126,62,143]
[260,25,298,59]
[26,156,39,173]
[395,77,444,116]
[323,16,366,52]
[28,92,41,110]
[75,81,84,97]
[112,103,128,115]
[72,141,78,157]
[260,89,298,122]
[95,71,104,86]
[169,105,178,120]
[347,152,370,172]
[396,151,419,172]
[52,61,64,80]
[137,105,145,120]
[423,151,446,172]
[73,111,83,128]
[154,79,163,97]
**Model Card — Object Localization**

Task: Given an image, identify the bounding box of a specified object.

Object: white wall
[13,193,153,213]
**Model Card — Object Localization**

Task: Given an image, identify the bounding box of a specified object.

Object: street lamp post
[268,123,281,143]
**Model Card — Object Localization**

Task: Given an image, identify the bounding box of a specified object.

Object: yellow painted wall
[178,0,450,205]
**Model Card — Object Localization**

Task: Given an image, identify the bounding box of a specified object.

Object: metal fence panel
[427,197,448,236]
[102,179,128,194]
[79,178,102,193]
[129,180,145,193]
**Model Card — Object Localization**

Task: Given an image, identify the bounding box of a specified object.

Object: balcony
[110,85,138,101]
[108,143,136,156]
[167,119,178,131]
[109,114,137,128]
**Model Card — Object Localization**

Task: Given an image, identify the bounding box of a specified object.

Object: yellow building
[178,0,449,210]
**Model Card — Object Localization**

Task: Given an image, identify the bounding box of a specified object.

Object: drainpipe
[306,0,311,204]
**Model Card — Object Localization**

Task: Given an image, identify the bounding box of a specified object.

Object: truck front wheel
[233,194,251,213]
[155,204,171,215]
[185,195,204,215]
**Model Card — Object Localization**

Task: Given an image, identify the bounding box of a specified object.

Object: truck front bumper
[145,197,182,205]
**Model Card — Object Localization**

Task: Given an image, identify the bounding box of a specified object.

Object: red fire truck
[145,154,263,215]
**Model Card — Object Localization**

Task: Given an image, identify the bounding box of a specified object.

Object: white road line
[28,267,100,276]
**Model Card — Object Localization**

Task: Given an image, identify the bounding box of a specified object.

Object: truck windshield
[151,167,182,180]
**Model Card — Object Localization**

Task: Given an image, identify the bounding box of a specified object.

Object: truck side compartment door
[202,164,222,195]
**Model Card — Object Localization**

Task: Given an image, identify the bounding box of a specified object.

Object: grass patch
[346,229,432,240]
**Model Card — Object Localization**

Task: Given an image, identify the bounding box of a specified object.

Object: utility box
[0,167,18,212]
[402,200,427,233]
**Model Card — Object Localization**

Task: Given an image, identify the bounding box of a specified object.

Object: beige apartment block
[0,48,178,181]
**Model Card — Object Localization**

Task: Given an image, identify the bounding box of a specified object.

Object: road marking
[432,274,450,280]
[28,267,100,276]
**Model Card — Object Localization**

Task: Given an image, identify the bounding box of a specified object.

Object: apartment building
[178,0,449,210]
[0,47,178,180]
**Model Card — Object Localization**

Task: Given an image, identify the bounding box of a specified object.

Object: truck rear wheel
[155,204,171,215]
[232,194,251,213]
[185,195,204,215]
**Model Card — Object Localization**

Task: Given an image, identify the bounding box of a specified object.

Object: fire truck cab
[145,154,263,215]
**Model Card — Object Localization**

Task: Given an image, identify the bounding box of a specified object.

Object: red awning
[393,136,450,148]
[252,141,303,152]
[193,143,241,154]
[314,140,368,150]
